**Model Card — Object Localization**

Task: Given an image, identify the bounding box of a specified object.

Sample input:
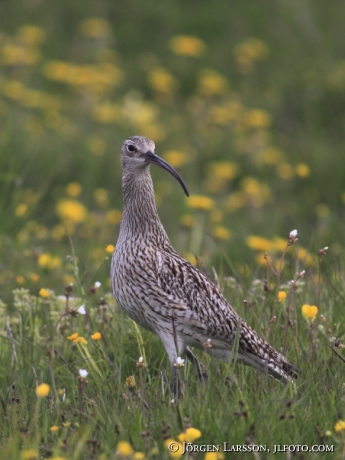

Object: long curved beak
[144,151,189,197]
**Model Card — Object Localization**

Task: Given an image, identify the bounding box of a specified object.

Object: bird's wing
[156,248,299,381]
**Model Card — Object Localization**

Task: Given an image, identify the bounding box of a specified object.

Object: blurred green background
[1,0,345,300]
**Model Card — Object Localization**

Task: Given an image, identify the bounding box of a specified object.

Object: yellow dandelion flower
[278,291,287,301]
[17,25,45,45]
[36,383,50,398]
[15,203,28,217]
[245,109,271,128]
[301,304,318,321]
[56,199,88,223]
[187,195,214,211]
[65,182,82,197]
[133,453,145,460]
[163,150,188,168]
[30,273,39,282]
[16,275,25,284]
[184,252,197,266]
[91,332,102,341]
[335,420,345,433]
[212,226,231,241]
[258,147,284,165]
[50,425,59,432]
[106,244,115,253]
[116,441,134,457]
[164,438,183,458]
[67,332,79,341]
[79,18,111,38]
[178,427,202,443]
[205,453,225,460]
[92,104,120,124]
[148,67,177,94]
[169,35,206,57]
[39,288,49,298]
[207,161,238,180]
[21,449,39,460]
[38,253,62,270]
[179,214,194,228]
[246,235,272,252]
[74,337,87,344]
[198,69,228,96]
[296,163,310,178]
[3,80,24,99]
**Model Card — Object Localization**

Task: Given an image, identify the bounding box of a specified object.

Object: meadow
[1,1,345,458]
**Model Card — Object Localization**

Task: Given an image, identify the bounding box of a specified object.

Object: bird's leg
[171,364,184,401]
[186,347,208,383]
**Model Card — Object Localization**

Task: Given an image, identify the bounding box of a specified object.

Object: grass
[1,0,345,458]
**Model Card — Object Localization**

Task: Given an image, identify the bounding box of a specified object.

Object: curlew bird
[111,135,299,395]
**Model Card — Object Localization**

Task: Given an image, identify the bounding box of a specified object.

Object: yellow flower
[164,438,183,458]
[50,425,59,432]
[125,376,136,389]
[198,69,228,96]
[74,336,87,344]
[67,333,79,341]
[245,109,271,128]
[30,273,40,282]
[212,226,231,241]
[91,332,102,341]
[148,68,177,94]
[278,291,287,301]
[301,304,318,321]
[116,441,134,457]
[169,35,206,57]
[15,203,28,217]
[56,199,88,223]
[204,453,225,460]
[246,235,271,252]
[21,449,39,460]
[296,163,310,178]
[133,453,145,460]
[16,275,25,284]
[106,244,115,253]
[179,214,194,228]
[36,383,50,398]
[207,161,238,180]
[38,253,62,269]
[335,420,345,432]
[17,25,45,45]
[39,288,49,298]
[187,195,214,211]
[163,150,188,168]
[65,182,82,197]
[178,427,202,443]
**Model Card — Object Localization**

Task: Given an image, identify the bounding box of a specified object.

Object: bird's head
[121,135,189,196]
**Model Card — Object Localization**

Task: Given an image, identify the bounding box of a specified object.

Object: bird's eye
[127,144,136,153]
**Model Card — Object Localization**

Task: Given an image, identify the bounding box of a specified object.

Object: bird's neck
[120,166,170,244]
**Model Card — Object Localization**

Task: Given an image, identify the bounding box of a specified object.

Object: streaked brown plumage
[111,135,299,393]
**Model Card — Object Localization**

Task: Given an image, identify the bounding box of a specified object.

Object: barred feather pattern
[111,136,299,385]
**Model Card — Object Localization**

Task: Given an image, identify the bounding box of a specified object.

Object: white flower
[94,281,101,289]
[138,356,143,363]
[79,369,88,378]
[289,229,298,238]
[77,305,86,315]
[174,357,185,368]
